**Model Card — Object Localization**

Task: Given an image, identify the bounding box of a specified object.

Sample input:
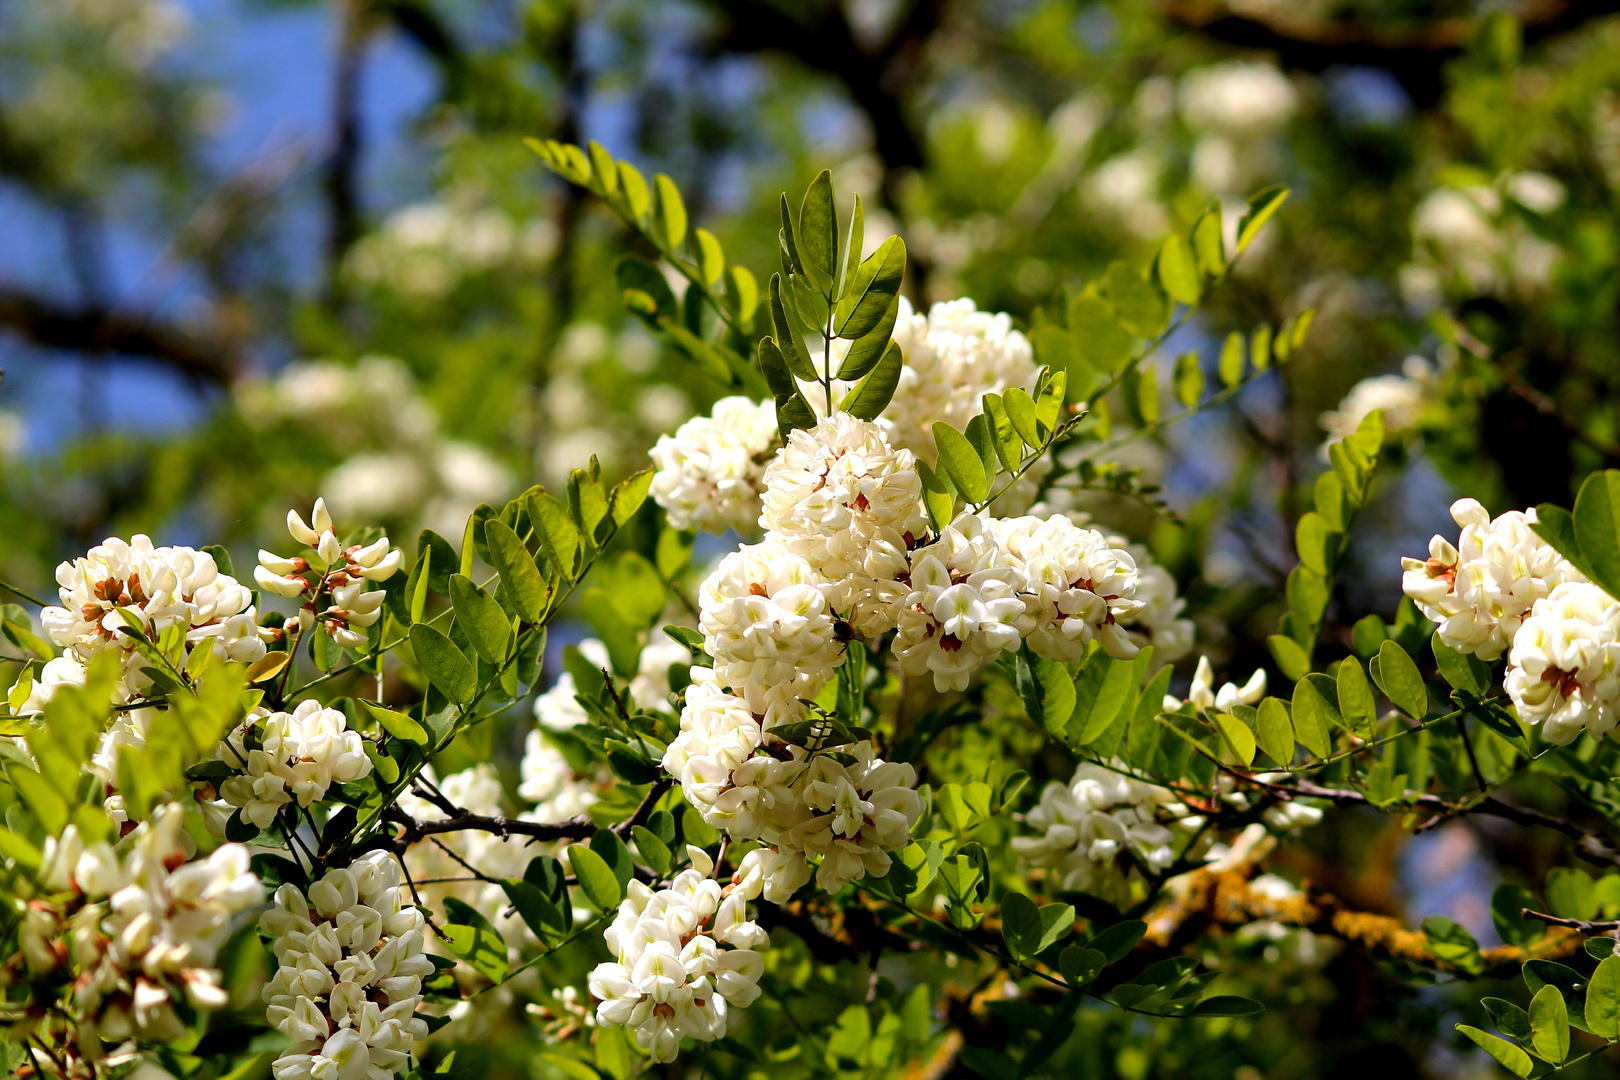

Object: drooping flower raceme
[36,535,267,708]
[260,852,433,1080]
[993,515,1144,663]
[1163,656,1267,715]
[1401,498,1583,660]
[587,846,767,1063]
[1505,582,1620,744]
[216,701,373,829]
[895,514,1026,692]
[698,539,844,719]
[649,396,778,535]
[1012,761,1190,901]
[35,804,263,1045]
[256,498,403,648]
[758,412,926,623]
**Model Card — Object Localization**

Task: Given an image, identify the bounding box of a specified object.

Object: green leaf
[1236,185,1289,254]
[726,264,759,325]
[364,700,428,746]
[651,173,687,252]
[758,336,795,396]
[1430,632,1490,697]
[7,765,66,835]
[1290,677,1333,758]
[1250,324,1272,372]
[567,844,623,910]
[981,394,1023,472]
[768,274,816,381]
[1088,920,1146,964]
[1315,472,1348,533]
[1213,712,1256,766]
[1267,635,1310,683]
[693,227,724,285]
[1336,660,1376,740]
[837,235,906,340]
[836,297,901,383]
[1003,386,1042,448]
[1103,260,1167,338]
[501,878,568,946]
[1218,331,1245,387]
[797,170,837,296]
[1529,983,1569,1064]
[1372,640,1427,719]
[1421,915,1483,974]
[1295,513,1335,576]
[1455,1025,1534,1078]
[1172,350,1203,408]
[1192,207,1225,276]
[631,826,672,876]
[1491,884,1543,948]
[1587,955,1620,1039]
[841,339,904,420]
[1573,470,1620,600]
[1256,697,1295,767]
[410,624,477,706]
[1035,657,1076,736]
[1000,891,1043,962]
[484,520,547,623]
[590,828,636,892]
[917,461,956,533]
[1157,234,1202,305]
[0,828,41,871]
[1069,296,1133,373]
[1546,867,1597,921]
[1059,946,1106,986]
[934,422,990,504]
[610,469,655,529]
[442,897,509,984]
[527,492,581,581]
[1530,504,1602,586]
[449,574,512,665]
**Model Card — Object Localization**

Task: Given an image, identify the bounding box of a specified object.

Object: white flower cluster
[649,396,778,535]
[1178,61,1297,195]
[215,701,374,829]
[662,675,924,898]
[260,852,433,1080]
[256,498,403,648]
[33,534,268,712]
[1401,174,1564,306]
[893,514,1025,691]
[32,805,262,1044]
[1163,655,1267,715]
[397,767,532,945]
[994,515,1145,664]
[699,538,847,720]
[344,196,558,299]
[1505,582,1620,745]
[1402,498,1583,660]
[1318,356,1436,455]
[587,846,767,1062]
[1011,761,1190,900]
[236,356,513,538]
[881,297,1039,462]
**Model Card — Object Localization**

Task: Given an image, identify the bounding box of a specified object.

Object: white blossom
[698,539,844,719]
[1401,497,1583,660]
[773,742,925,895]
[1114,542,1194,664]
[1318,356,1435,454]
[217,701,373,828]
[518,732,603,822]
[261,852,432,1080]
[45,804,263,1044]
[1012,761,1189,900]
[36,534,266,707]
[992,514,1144,663]
[895,514,1025,691]
[880,297,1039,463]
[1506,582,1620,744]
[649,396,778,535]
[1179,61,1297,135]
[1163,656,1267,714]
[258,498,402,649]
[587,847,766,1062]
[758,413,926,622]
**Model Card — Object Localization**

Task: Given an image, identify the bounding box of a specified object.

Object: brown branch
[611,778,674,840]
[1521,908,1620,934]
[0,286,236,384]
[1160,0,1620,107]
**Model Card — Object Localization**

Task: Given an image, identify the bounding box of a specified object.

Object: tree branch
[1159,0,1620,107]
[1522,908,1620,934]
[0,287,236,384]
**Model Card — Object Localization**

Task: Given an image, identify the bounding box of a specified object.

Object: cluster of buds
[255,498,403,648]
